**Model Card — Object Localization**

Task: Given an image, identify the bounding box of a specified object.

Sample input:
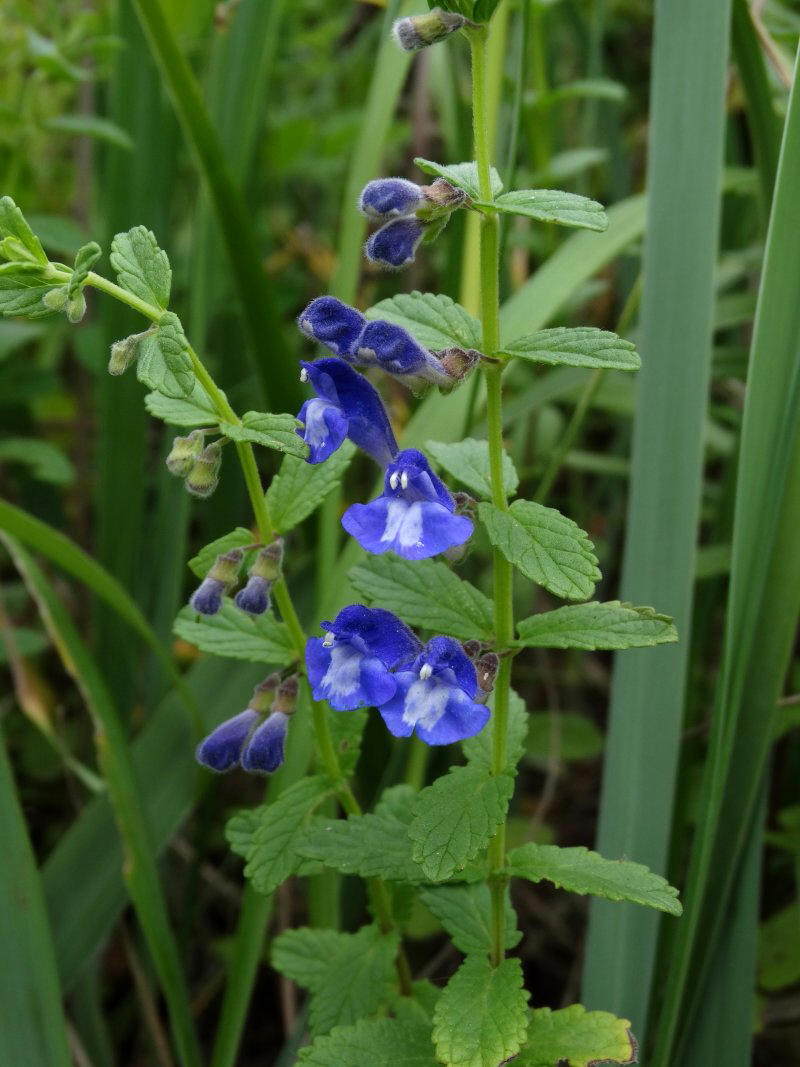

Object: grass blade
[581,0,733,1040]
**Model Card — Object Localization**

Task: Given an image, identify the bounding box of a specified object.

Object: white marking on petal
[419,663,433,681]
[381,499,424,550]
[303,398,335,449]
[401,678,450,731]
[357,346,377,362]
[400,471,409,490]
[300,367,309,382]
[322,632,335,647]
[389,472,400,490]
[320,644,361,700]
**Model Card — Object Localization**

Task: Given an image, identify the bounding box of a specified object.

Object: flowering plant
[0,3,683,1063]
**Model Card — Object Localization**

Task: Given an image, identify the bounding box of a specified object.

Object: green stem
[470,26,514,971]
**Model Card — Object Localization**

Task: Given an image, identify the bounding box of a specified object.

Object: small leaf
[480,189,608,231]
[43,114,134,151]
[418,882,521,955]
[366,292,482,351]
[462,688,528,773]
[272,924,400,1036]
[500,327,640,371]
[110,225,171,309]
[266,441,355,532]
[526,712,604,765]
[144,384,218,427]
[506,842,682,915]
[0,262,58,319]
[67,241,101,299]
[136,313,195,399]
[298,1016,438,1066]
[173,601,294,666]
[218,411,308,458]
[432,956,529,1067]
[478,499,600,601]
[516,1004,637,1067]
[425,438,519,499]
[323,706,368,777]
[410,764,514,882]
[297,785,426,883]
[187,528,255,578]
[0,439,75,486]
[0,197,48,265]
[226,776,331,894]
[349,555,494,641]
[515,601,678,650]
[414,157,503,200]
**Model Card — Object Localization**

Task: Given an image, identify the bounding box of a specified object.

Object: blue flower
[297,296,366,359]
[297,357,398,465]
[306,604,420,711]
[365,217,425,270]
[356,320,452,389]
[195,708,260,772]
[190,575,225,616]
[377,636,490,745]
[359,178,426,219]
[341,449,473,560]
[234,575,271,616]
[240,711,289,773]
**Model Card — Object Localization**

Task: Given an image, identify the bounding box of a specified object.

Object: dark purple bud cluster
[196,673,298,775]
[189,539,283,618]
[359,176,467,270]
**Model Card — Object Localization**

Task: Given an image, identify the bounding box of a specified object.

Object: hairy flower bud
[166,429,205,477]
[66,290,87,323]
[393,9,469,51]
[240,710,289,774]
[359,178,426,220]
[185,442,222,498]
[188,549,243,616]
[436,347,481,383]
[42,285,68,311]
[247,674,282,714]
[271,674,299,717]
[207,548,245,586]
[365,217,425,270]
[108,330,148,376]
[420,178,469,216]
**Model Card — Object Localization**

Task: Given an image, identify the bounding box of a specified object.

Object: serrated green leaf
[418,882,520,955]
[479,189,608,232]
[514,601,678,650]
[432,956,529,1067]
[136,314,195,399]
[366,292,482,351]
[226,776,330,894]
[218,410,308,458]
[348,555,494,641]
[323,706,367,777]
[500,327,640,371]
[462,688,528,772]
[272,924,400,1036]
[0,197,48,265]
[298,1016,438,1066]
[506,842,682,915]
[144,384,218,427]
[526,712,604,765]
[425,438,518,499]
[414,157,503,200]
[516,1004,637,1067]
[109,224,171,309]
[0,262,58,319]
[67,241,101,299]
[478,500,600,601]
[187,528,254,579]
[410,764,514,882]
[173,601,294,666]
[297,785,425,883]
[266,441,355,532]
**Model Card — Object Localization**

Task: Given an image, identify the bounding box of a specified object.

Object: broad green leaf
[266,441,355,532]
[109,225,171,310]
[414,157,503,200]
[0,262,58,319]
[44,114,134,151]
[462,688,528,773]
[272,924,400,1036]
[418,883,521,955]
[500,327,640,372]
[136,313,195,399]
[526,713,604,765]
[219,410,308,458]
[507,843,682,916]
[425,438,519,499]
[173,601,294,666]
[66,241,101,298]
[515,602,678,650]
[479,189,608,231]
[478,500,600,601]
[144,384,217,427]
[187,528,254,578]
[226,776,330,894]
[410,764,514,881]
[0,196,48,265]
[758,902,800,992]
[366,292,482,351]
[298,1016,438,1066]
[516,1004,636,1067]
[0,438,75,486]
[322,705,368,777]
[432,956,529,1067]
[297,785,425,883]
[348,555,494,641]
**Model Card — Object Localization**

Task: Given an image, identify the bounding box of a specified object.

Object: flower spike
[356,320,453,390]
[189,549,244,616]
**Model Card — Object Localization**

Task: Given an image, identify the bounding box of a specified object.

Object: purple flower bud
[234,574,271,615]
[189,575,225,616]
[195,708,260,772]
[297,296,367,360]
[359,178,426,220]
[365,217,425,270]
[240,711,289,774]
[356,320,452,389]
